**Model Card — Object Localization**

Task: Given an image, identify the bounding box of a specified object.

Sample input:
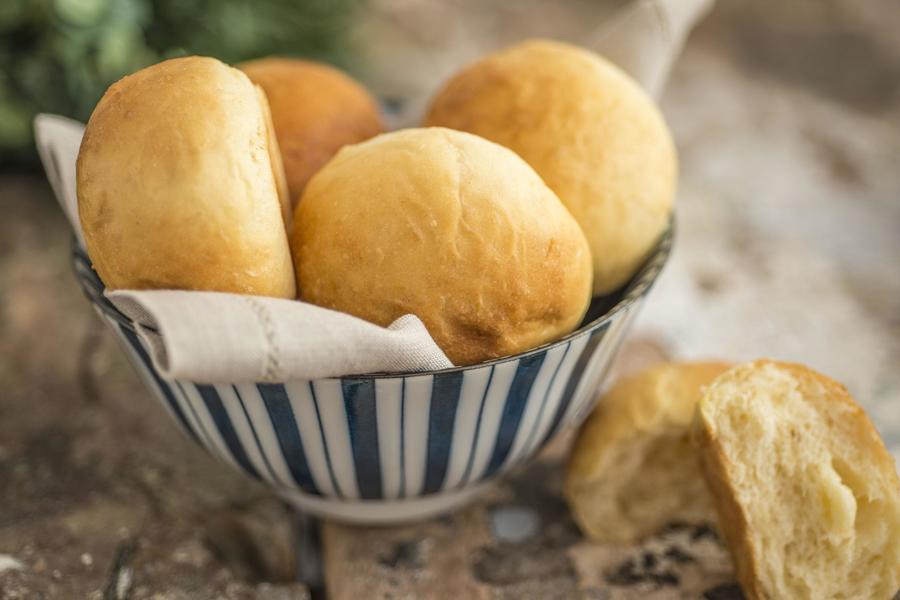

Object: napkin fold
[108,290,452,381]
[36,0,711,383]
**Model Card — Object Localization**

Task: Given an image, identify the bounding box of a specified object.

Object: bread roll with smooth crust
[239,57,385,202]
[77,56,296,298]
[292,127,593,366]
[566,362,730,543]
[425,39,676,295]
[695,360,900,600]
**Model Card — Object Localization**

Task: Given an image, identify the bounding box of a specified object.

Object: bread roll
[566,362,730,543]
[425,39,676,295]
[292,127,593,366]
[239,57,385,202]
[77,56,296,298]
[695,360,900,600]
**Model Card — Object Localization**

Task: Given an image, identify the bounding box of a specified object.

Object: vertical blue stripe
[541,328,608,446]
[341,379,382,499]
[458,365,496,488]
[421,372,465,494]
[256,383,320,495]
[309,382,344,499]
[520,343,571,457]
[232,385,282,486]
[118,326,199,444]
[196,385,261,481]
[482,353,547,479]
[399,378,406,498]
[174,381,219,453]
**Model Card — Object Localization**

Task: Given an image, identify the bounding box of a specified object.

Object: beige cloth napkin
[35,0,710,383]
[109,291,452,381]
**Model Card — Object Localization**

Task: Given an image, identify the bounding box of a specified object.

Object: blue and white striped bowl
[71,228,671,524]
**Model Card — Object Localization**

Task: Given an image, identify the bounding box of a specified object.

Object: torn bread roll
[566,361,730,542]
[695,360,900,600]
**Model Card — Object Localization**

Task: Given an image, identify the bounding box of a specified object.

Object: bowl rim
[71,221,673,380]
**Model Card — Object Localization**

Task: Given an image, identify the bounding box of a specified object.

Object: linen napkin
[35,0,710,383]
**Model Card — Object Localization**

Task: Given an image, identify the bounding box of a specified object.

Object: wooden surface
[322,434,739,600]
[2,0,899,598]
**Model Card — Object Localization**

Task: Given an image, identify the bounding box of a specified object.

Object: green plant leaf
[4,0,366,162]
[53,0,112,27]
[0,97,33,149]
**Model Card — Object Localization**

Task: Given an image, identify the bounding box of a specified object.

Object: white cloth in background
[588,0,714,98]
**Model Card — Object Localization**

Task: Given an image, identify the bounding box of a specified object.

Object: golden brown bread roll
[695,360,900,600]
[565,361,731,543]
[239,57,385,203]
[425,39,676,295]
[292,127,593,366]
[77,56,295,298]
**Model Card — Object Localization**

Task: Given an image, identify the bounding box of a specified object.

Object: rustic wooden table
[2,1,898,598]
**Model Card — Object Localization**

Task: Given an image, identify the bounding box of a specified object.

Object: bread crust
[240,57,385,203]
[77,56,296,298]
[694,398,767,599]
[292,127,593,366]
[694,359,900,600]
[425,39,676,295]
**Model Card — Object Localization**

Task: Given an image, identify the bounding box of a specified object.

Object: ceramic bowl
[71,226,671,524]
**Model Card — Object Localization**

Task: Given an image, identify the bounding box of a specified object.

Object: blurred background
[3,1,899,163]
[1,0,899,595]
[0,0,364,164]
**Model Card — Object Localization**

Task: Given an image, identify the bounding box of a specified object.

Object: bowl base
[278,483,493,525]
